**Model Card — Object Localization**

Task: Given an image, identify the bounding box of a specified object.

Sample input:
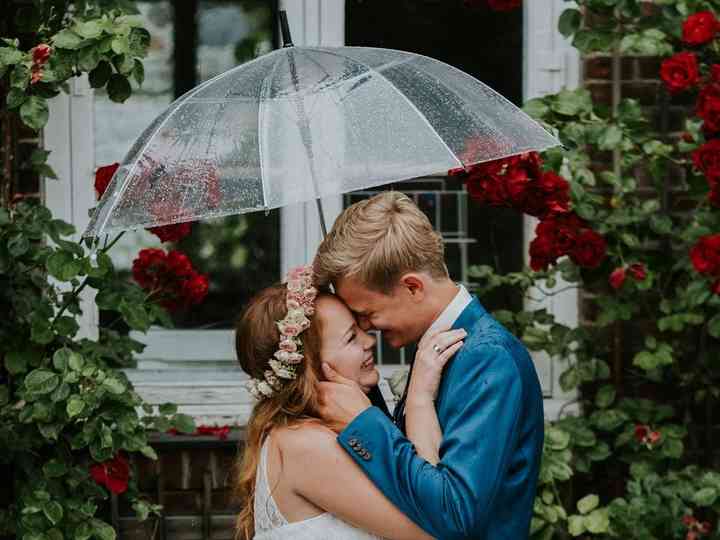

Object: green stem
[51,231,126,325]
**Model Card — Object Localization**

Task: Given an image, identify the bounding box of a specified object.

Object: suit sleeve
[337,344,523,540]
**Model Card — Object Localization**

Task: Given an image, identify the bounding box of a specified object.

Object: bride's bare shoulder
[273,421,340,457]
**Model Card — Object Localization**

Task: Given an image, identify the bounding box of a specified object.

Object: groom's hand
[317,362,372,433]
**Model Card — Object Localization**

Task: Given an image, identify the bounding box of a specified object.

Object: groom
[313,191,545,540]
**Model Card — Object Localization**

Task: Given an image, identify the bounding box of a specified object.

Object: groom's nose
[358,316,373,331]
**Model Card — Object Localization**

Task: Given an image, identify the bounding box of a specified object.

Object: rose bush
[0,2,203,538]
[455,0,720,538]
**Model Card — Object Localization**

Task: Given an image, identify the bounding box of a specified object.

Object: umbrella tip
[279,10,294,48]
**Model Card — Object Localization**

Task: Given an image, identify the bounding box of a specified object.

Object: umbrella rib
[304,47,463,169]
[258,53,284,209]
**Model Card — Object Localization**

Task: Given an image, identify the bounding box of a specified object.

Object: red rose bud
[648,431,661,444]
[609,267,627,289]
[699,522,712,534]
[94,163,120,199]
[90,454,130,494]
[487,0,521,11]
[30,65,43,85]
[628,263,647,281]
[182,272,209,305]
[682,11,720,46]
[31,44,52,65]
[634,424,649,443]
[660,52,700,94]
[696,82,720,134]
[683,515,698,528]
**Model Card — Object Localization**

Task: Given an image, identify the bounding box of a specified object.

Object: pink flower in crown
[275,350,304,364]
[287,298,301,310]
[277,321,302,337]
[279,338,297,352]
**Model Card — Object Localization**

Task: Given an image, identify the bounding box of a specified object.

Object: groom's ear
[399,273,426,302]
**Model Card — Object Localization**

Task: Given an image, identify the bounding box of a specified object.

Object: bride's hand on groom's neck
[317,362,372,433]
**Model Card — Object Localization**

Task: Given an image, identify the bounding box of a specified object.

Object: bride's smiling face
[315,295,379,393]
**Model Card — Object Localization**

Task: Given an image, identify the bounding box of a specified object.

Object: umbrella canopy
[83,45,560,238]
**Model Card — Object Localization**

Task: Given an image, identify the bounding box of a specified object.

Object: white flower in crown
[246,379,262,400]
[257,380,274,397]
[287,279,304,293]
[269,359,296,379]
[264,370,283,390]
[274,350,303,364]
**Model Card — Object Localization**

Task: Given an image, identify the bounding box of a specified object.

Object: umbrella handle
[279,10,293,48]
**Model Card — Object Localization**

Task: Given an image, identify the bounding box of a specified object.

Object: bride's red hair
[232,283,326,539]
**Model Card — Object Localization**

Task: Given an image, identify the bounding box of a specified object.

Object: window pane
[94,1,278,331]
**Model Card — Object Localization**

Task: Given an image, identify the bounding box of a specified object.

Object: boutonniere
[387,367,410,400]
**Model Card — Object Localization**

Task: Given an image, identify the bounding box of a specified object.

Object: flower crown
[246,265,318,400]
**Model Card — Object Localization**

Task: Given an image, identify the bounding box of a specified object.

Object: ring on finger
[433,343,443,354]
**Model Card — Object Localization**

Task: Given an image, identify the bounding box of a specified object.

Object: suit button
[349,438,358,446]
[362,451,372,461]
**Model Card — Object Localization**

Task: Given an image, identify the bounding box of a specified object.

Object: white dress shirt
[422,283,473,340]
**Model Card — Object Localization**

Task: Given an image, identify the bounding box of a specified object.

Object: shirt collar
[423,284,473,339]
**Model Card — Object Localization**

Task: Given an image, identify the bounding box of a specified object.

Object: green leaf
[75,20,103,39]
[598,125,623,150]
[8,233,29,257]
[595,385,616,409]
[693,487,717,506]
[102,377,125,394]
[107,73,131,102]
[119,299,151,332]
[53,29,85,50]
[55,316,79,337]
[545,427,570,450]
[159,403,178,415]
[140,445,158,460]
[0,46,24,67]
[551,89,592,117]
[708,314,720,339]
[66,395,85,418]
[89,60,112,88]
[558,8,582,38]
[633,351,658,370]
[5,350,28,374]
[584,508,609,533]
[68,351,85,371]
[132,58,144,86]
[577,494,599,515]
[43,501,63,525]
[171,413,195,434]
[46,250,81,281]
[559,366,580,391]
[91,518,116,540]
[19,96,49,130]
[78,45,101,72]
[568,514,586,536]
[25,369,59,395]
[52,349,71,371]
[6,87,27,109]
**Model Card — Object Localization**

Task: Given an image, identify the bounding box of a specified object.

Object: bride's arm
[280,424,435,540]
[405,328,466,465]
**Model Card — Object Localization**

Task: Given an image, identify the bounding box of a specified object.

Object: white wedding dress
[253,437,384,540]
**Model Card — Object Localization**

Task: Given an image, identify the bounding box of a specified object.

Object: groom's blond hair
[314,191,447,293]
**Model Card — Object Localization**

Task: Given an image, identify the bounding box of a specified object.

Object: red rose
[182,272,209,305]
[31,44,52,65]
[523,171,571,217]
[148,222,193,243]
[487,0,521,11]
[529,233,559,271]
[628,263,647,281]
[609,267,626,289]
[30,65,43,85]
[95,163,120,199]
[697,82,720,134]
[692,139,720,184]
[90,454,130,494]
[648,431,661,444]
[660,52,700,94]
[465,171,508,207]
[690,234,720,275]
[682,11,720,46]
[569,229,607,268]
[634,424,649,443]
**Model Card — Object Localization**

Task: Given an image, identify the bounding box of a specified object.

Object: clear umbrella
[83,12,559,239]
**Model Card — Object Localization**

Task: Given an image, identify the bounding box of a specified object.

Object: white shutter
[43,75,99,341]
[523,0,581,418]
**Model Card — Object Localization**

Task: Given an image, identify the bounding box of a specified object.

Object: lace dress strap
[254,437,289,532]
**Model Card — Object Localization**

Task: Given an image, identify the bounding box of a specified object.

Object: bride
[233,266,464,540]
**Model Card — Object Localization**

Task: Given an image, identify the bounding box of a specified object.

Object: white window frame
[523,0,581,419]
[43,0,581,423]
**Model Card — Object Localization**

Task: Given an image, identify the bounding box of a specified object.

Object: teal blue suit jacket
[338,298,544,540]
